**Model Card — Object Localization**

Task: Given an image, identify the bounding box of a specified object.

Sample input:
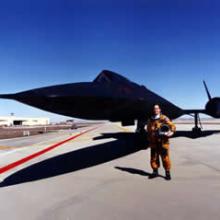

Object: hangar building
[0,116,50,126]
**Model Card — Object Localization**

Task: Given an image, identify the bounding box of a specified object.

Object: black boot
[149,169,159,179]
[165,171,171,181]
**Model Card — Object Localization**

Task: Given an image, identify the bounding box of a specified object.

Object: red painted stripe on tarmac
[0,126,99,174]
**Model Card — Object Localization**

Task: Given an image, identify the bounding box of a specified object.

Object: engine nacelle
[205,97,220,118]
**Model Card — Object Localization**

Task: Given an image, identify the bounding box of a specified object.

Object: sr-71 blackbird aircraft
[0,70,219,133]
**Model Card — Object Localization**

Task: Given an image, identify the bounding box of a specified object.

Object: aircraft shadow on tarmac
[93,129,220,141]
[173,130,220,139]
[0,132,148,187]
[1,130,219,187]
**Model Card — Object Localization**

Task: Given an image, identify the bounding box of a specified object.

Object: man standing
[147,105,176,180]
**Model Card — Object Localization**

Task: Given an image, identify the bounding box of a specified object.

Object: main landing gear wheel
[135,120,146,134]
[192,112,202,136]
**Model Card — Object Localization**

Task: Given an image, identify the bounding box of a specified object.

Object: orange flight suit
[147,114,176,171]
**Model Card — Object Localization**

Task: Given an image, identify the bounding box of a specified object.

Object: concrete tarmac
[0,122,220,220]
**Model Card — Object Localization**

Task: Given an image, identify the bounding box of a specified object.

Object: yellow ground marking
[67,132,92,143]
[0,132,79,151]
[0,146,18,150]
[113,123,131,132]
[30,132,80,147]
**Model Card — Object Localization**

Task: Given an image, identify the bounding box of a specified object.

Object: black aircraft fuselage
[0,70,183,123]
[0,70,219,130]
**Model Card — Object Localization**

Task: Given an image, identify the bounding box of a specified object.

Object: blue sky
[0,0,220,121]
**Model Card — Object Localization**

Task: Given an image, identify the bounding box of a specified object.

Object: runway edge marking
[0,126,100,175]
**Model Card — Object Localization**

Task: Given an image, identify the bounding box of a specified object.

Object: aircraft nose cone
[0,94,16,99]
[17,90,38,97]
